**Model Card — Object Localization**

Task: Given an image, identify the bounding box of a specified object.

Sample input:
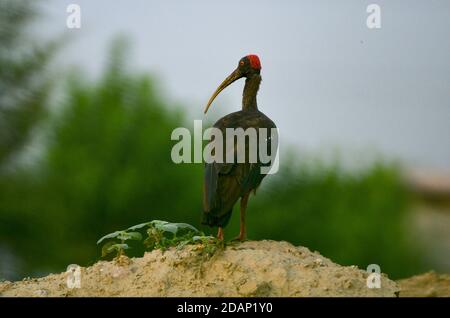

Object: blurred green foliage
[0,2,427,281]
[0,0,57,166]
[245,159,425,278]
[0,41,203,279]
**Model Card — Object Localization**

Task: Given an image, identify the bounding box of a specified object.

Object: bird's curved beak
[204,68,243,114]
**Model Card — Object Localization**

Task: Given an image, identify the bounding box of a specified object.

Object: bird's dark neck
[242,74,261,111]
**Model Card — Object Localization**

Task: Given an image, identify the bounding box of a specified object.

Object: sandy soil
[0,240,404,297]
[397,271,450,297]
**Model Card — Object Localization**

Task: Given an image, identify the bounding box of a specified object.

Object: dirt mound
[397,271,450,297]
[0,240,399,297]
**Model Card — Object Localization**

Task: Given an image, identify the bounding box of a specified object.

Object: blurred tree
[243,158,426,278]
[0,0,57,168]
[0,0,59,280]
[0,39,204,278]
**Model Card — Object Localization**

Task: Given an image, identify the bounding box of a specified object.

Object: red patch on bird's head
[247,54,261,70]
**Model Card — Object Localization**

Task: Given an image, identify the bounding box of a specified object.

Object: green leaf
[158,223,178,234]
[115,231,130,242]
[97,231,123,244]
[172,223,200,233]
[98,230,142,245]
[125,231,142,241]
[101,241,116,257]
[101,242,129,257]
[127,222,152,231]
[150,220,169,226]
[108,243,129,253]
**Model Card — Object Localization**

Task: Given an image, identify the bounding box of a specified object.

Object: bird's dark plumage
[201,54,276,240]
[202,110,276,227]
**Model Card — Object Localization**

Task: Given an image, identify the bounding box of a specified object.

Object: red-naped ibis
[202,55,276,241]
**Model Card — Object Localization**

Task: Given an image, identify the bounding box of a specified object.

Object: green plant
[97,230,142,258]
[143,220,199,250]
[97,220,221,259]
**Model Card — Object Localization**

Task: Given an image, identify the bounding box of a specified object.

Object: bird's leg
[217,227,224,241]
[235,192,250,241]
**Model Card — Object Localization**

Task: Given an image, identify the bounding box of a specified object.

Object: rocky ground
[0,240,447,297]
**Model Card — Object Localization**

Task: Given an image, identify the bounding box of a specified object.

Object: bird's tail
[201,209,233,228]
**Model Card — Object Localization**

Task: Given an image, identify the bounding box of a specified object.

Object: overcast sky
[37,0,450,169]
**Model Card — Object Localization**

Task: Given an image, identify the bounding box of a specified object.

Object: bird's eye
[239,61,244,66]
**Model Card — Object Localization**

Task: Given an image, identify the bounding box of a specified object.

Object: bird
[202,54,277,241]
